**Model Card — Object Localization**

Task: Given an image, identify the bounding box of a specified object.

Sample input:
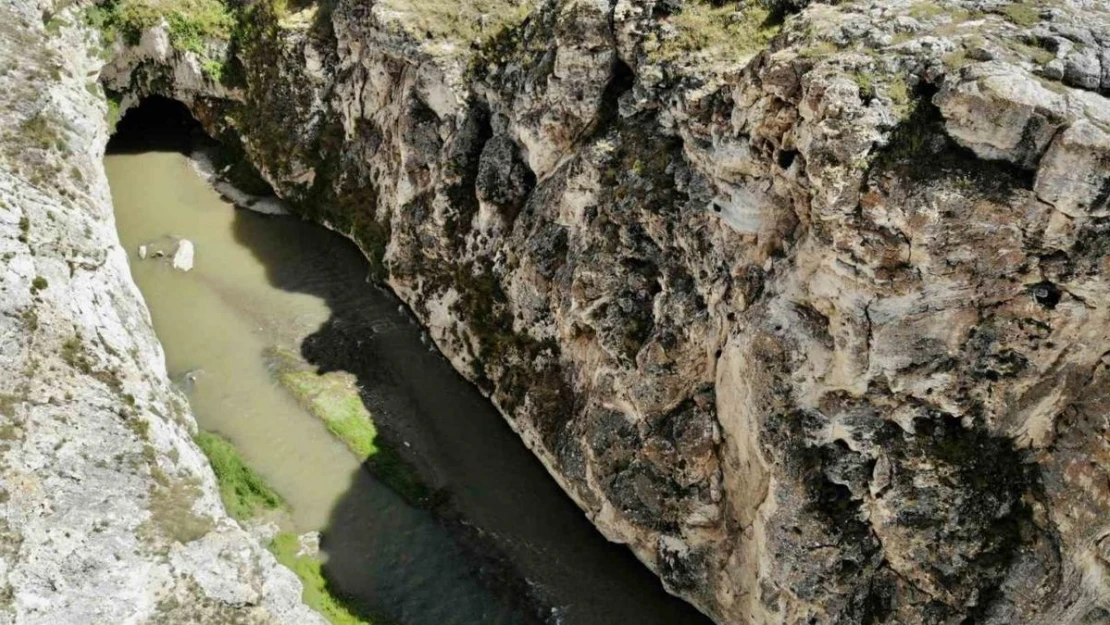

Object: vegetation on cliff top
[378,0,533,46]
[648,0,781,66]
[85,0,233,51]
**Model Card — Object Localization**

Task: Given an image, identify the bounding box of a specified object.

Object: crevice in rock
[444,104,493,242]
[1029,280,1062,309]
[776,148,798,170]
[587,57,635,141]
[868,87,1035,197]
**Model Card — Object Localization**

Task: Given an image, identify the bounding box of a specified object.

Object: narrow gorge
[2,0,1110,624]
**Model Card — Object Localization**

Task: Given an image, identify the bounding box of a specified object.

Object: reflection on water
[104,97,713,625]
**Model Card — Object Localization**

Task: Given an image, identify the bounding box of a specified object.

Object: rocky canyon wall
[76,0,1110,622]
[0,2,324,623]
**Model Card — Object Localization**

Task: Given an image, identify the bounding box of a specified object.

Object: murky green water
[103,99,712,625]
[106,151,533,625]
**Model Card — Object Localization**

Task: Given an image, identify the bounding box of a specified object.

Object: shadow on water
[110,96,713,625]
[227,176,713,625]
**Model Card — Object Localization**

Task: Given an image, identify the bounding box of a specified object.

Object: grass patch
[269,531,381,625]
[269,349,429,506]
[1001,1,1040,27]
[280,370,377,456]
[852,71,875,100]
[377,0,532,46]
[0,395,21,419]
[191,431,382,624]
[908,1,945,20]
[887,76,912,116]
[649,0,780,66]
[61,335,87,369]
[195,431,284,521]
[798,40,838,59]
[142,471,214,544]
[85,0,234,52]
[44,14,70,35]
[1011,39,1056,65]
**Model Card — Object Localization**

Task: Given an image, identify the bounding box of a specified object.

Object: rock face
[73,0,1110,622]
[0,3,323,624]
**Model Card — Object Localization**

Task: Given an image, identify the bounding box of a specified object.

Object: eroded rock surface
[35,0,1110,623]
[0,3,323,624]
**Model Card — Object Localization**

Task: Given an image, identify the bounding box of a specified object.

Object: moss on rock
[195,431,285,521]
[269,531,384,625]
[266,348,430,506]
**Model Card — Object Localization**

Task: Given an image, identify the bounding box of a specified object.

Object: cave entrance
[106,95,209,154]
[107,95,274,196]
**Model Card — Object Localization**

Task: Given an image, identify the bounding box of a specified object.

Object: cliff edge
[0,2,325,623]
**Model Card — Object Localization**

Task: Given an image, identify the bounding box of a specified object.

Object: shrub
[200,58,224,82]
[20,113,62,151]
[759,0,813,18]
[85,0,234,50]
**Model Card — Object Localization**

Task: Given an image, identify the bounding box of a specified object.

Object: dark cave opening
[107,94,275,196]
[106,95,209,154]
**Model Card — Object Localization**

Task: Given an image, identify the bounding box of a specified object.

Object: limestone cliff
[48,0,1110,622]
[0,2,325,623]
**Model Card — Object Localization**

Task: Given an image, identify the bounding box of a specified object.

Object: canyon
[2,0,1110,624]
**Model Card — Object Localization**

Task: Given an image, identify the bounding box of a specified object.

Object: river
[104,98,712,625]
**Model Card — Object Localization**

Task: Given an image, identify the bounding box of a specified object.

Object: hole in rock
[1030,281,1062,309]
[107,95,207,154]
[108,95,274,196]
[777,149,798,170]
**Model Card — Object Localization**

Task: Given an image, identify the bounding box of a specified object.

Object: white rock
[172,239,195,271]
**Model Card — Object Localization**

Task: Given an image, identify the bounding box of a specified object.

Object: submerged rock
[138,235,176,260]
[297,531,321,558]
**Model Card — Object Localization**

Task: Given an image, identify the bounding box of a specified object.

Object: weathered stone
[937,62,1066,167]
[19,0,1110,623]
[1035,119,1110,217]
[0,4,323,624]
